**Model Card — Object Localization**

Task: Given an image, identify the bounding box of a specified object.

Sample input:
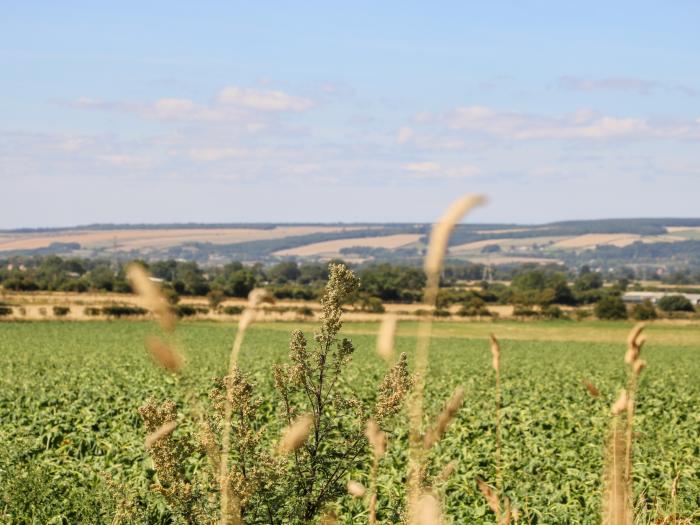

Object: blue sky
[2,1,700,228]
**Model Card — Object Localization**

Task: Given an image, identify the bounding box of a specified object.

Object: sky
[2,1,700,228]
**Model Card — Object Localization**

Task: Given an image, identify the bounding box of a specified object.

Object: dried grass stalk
[477,477,501,520]
[411,492,443,525]
[126,263,175,332]
[220,288,268,524]
[366,419,386,524]
[602,419,632,525]
[145,335,183,373]
[424,387,465,448]
[436,460,457,484]
[489,333,501,373]
[408,194,486,510]
[145,420,177,448]
[277,413,313,455]
[611,389,629,416]
[582,378,601,397]
[347,480,366,498]
[376,314,398,362]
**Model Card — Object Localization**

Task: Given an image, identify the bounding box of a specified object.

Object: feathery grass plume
[126,263,175,332]
[376,314,398,362]
[277,413,313,455]
[408,194,486,511]
[477,477,513,524]
[423,387,464,449]
[220,287,270,525]
[347,480,366,498]
[366,419,386,524]
[145,420,178,448]
[145,335,183,373]
[489,333,501,373]
[412,492,443,525]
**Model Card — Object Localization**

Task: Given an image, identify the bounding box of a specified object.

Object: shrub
[360,296,385,313]
[0,305,12,316]
[631,300,657,320]
[594,295,628,320]
[138,263,413,523]
[83,307,102,316]
[433,308,451,317]
[457,295,491,317]
[174,305,197,317]
[513,305,539,318]
[52,306,70,317]
[296,306,314,317]
[541,305,565,319]
[657,294,695,313]
[222,305,244,315]
[101,305,148,318]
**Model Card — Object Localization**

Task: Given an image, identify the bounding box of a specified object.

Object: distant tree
[631,300,657,320]
[268,261,301,284]
[207,289,225,311]
[574,271,603,292]
[657,294,695,313]
[594,295,628,320]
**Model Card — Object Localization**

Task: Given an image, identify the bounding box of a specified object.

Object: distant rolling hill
[2,219,700,270]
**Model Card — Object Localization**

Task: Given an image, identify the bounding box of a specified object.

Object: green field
[1,320,699,523]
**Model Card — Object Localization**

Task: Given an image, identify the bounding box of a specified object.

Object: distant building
[623,291,700,305]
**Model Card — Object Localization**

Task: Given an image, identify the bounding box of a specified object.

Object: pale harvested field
[273,233,423,257]
[666,226,700,233]
[454,255,564,265]
[551,233,682,249]
[450,236,566,252]
[0,226,367,252]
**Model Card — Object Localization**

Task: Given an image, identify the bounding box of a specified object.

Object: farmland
[1,320,699,523]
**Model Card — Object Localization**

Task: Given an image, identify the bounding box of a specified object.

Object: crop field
[1,320,698,523]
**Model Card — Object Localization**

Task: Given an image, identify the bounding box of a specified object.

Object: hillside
[3,218,700,272]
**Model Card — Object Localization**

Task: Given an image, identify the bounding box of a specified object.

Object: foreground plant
[137,263,412,524]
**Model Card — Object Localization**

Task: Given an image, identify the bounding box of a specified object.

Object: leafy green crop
[0,321,698,523]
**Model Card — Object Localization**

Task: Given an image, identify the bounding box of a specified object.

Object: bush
[174,305,199,317]
[222,305,244,315]
[83,307,102,316]
[513,305,539,318]
[360,296,385,313]
[433,308,451,317]
[296,306,314,317]
[541,305,565,319]
[0,305,12,316]
[52,306,70,317]
[631,300,657,320]
[102,305,148,318]
[594,295,628,320]
[457,296,491,317]
[657,294,695,313]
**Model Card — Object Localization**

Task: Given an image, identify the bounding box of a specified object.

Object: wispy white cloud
[441,106,700,141]
[216,86,313,111]
[558,76,699,97]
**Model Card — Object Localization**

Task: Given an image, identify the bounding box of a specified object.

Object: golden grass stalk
[145,335,183,373]
[126,263,175,333]
[408,194,486,511]
[602,417,631,525]
[366,419,386,524]
[490,334,503,507]
[347,480,366,498]
[423,387,464,449]
[412,492,443,525]
[277,413,313,455]
[436,460,457,484]
[582,378,601,397]
[376,314,398,363]
[144,420,177,448]
[220,288,271,525]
